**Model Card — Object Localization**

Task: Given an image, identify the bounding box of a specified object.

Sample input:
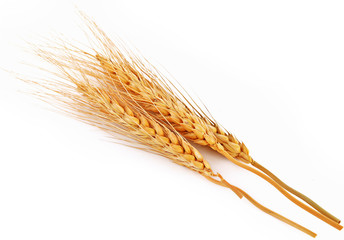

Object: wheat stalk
[23,39,321,237]
[77,15,342,231]
[96,54,342,230]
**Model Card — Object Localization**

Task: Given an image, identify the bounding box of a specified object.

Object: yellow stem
[252,160,340,223]
[204,174,243,199]
[205,174,317,237]
[220,151,343,230]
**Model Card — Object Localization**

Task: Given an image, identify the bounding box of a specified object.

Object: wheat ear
[79,17,341,230]
[96,53,341,230]
[24,42,320,237]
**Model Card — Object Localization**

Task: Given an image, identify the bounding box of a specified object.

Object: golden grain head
[80,21,253,164]
[21,14,344,237]
[29,43,217,179]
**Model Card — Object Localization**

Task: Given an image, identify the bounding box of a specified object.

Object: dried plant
[22,13,343,237]
[71,14,342,232]
[25,40,321,237]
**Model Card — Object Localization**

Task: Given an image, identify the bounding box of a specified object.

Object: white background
[0,1,343,240]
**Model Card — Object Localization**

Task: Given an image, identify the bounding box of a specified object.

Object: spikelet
[75,15,342,231]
